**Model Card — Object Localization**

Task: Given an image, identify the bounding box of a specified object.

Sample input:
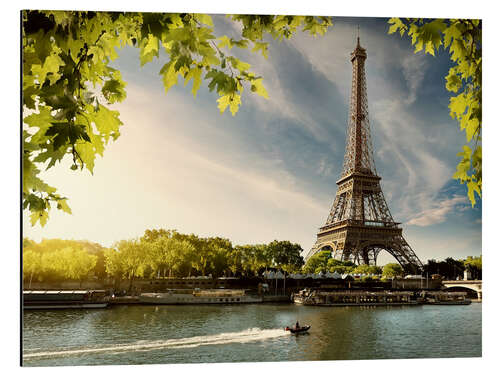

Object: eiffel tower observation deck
[305,37,423,274]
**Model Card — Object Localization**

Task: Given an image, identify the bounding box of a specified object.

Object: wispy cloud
[401,53,429,104]
[406,195,468,226]
[316,157,334,176]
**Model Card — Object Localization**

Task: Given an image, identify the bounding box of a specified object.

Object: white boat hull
[140,292,262,305]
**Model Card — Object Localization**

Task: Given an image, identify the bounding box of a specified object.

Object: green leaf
[445,68,462,93]
[217,35,232,49]
[414,39,424,53]
[443,23,462,48]
[160,60,179,93]
[252,41,269,59]
[92,105,123,141]
[217,94,231,114]
[228,56,251,72]
[45,122,90,150]
[75,141,96,173]
[140,35,160,66]
[23,106,54,138]
[229,94,241,116]
[205,70,230,94]
[56,198,72,214]
[250,78,269,99]
[467,180,481,207]
[184,66,202,97]
[31,52,64,85]
[102,70,127,103]
[465,118,480,142]
[387,18,405,35]
[195,14,213,27]
[425,41,435,56]
[449,93,467,119]
[30,210,49,227]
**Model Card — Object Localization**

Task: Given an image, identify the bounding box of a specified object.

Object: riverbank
[23,276,482,309]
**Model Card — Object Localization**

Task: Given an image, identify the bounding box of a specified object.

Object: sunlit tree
[382,263,404,278]
[23,250,42,288]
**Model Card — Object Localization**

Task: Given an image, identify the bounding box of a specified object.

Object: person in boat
[295,321,300,330]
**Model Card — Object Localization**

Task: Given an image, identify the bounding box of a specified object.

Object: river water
[22,303,481,366]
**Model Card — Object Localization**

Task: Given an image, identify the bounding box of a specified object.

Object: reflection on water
[23,303,481,366]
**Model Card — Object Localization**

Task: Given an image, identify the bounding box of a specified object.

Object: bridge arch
[442,281,482,300]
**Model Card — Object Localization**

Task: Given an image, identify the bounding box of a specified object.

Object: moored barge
[293,289,417,306]
[23,290,108,310]
[139,289,262,305]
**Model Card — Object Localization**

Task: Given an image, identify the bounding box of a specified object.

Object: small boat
[285,325,311,334]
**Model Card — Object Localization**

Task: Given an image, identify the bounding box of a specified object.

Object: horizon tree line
[22,230,482,285]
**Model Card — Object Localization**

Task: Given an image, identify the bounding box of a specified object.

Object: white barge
[139,289,262,305]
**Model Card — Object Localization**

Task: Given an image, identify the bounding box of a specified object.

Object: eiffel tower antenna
[305,38,423,274]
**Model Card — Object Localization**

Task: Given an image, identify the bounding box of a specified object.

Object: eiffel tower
[305,37,423,274]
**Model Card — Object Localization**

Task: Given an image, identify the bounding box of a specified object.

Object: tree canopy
[22,10,332,226]
[23,235,482,284]
[23,239,99,285]
[382,263,404,278]
[101,229,306,281]
[388,18,482,206]
[302,251,357,274]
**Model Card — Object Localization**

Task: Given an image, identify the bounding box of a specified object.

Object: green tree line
[423,255,482,280]
[303,250,482,280]
[23,233,482,286]
[302,250,400,279]
[23,229,305,285]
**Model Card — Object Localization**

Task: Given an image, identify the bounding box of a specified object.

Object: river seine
[22,303,481,366]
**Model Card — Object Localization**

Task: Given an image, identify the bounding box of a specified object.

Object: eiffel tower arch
[305,37,423,274]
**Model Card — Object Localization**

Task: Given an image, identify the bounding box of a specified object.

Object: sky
[21,14,482,264]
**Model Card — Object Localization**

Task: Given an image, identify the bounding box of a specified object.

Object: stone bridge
[442,280,482,301]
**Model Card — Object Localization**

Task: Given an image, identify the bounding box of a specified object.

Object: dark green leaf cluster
[423,255,481,280]
[388,18,482,206]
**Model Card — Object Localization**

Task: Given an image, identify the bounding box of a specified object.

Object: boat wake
[23,328,289,359]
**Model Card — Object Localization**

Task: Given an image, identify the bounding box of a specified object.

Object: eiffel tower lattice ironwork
[305,37,423,274]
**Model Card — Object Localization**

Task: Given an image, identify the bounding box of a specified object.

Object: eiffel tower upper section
[341,37,377,179]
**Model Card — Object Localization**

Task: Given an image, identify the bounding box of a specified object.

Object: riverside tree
[382,263,404,278]
[23,239,100,284]
[23,250,43,287]
[388,18,482,206]
[22,11,332,226]
[327,258,356,274]
[266,240,304,274]
[302,250,331,274]
[108,239,148,290]
[463,255,482,279]
[352,264,382,275]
